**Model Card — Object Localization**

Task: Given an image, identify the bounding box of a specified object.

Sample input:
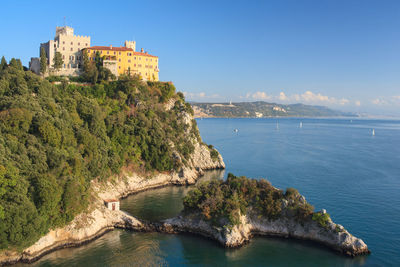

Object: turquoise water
[19,118,400,266]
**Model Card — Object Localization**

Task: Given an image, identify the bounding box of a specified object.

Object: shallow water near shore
[17,118,400,266]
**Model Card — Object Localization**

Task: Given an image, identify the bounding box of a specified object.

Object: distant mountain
[191,101,356,118]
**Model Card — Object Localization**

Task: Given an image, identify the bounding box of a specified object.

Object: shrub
[312,212,331,228]
[183,174,314,227]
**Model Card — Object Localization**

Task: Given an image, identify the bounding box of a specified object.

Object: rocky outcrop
[162,211,370,257]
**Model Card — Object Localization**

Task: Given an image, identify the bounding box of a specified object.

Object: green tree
[9,58,19,69]
[16,59,23,70]
[53,52,63,71]
[0,56,7,70]
[40,47,47,74]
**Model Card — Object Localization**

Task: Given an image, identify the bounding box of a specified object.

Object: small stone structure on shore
[104,199,120,211]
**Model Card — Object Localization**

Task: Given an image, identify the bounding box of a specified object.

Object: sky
[1,0,399,116]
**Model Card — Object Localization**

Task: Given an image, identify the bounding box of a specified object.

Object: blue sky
[1,0,399,116]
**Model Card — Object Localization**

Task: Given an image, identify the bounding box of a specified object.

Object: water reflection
[121,169,224,221]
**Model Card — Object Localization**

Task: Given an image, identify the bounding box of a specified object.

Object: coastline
[161,213,370,257]
[0,139,225,266]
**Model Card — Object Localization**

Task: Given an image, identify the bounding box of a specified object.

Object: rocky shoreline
[0,138,225,266]
[160,211,370,257]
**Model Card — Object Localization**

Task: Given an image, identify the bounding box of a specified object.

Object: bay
[19,118,400,266]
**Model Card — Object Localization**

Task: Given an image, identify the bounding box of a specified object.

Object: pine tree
[0,56,7,70]
[53,52,63,71]
[16,59,23,71]
[9,58,18,69]
[40,47,47,74]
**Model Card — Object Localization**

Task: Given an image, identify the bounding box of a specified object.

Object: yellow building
[83,41,159,81]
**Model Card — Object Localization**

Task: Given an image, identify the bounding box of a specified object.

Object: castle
[29,26,159,81]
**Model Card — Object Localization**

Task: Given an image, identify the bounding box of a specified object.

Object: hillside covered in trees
[191,101,356,118]
[0,56,201,250]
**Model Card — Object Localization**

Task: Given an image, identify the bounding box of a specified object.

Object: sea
[17,118,400,267]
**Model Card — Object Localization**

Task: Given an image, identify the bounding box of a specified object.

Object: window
[146,58,148,61]
[139,57,141,60]
[88,49,90,53]
[78,42,80,46]
[71,56,74,60]
[63,47,65,50]
[150,59,152,62]
[128,60,131,63]
[70,48,73,51]
[63,55,65,59]
[85,43,88,46]
[71,42,73,45]
[119,52,121,55]
[134,64,136,67]
[63,41,65,44]
[134,57,136,60]
[119,66,121,69]
[114,52,116,55]
[119,59,121,62]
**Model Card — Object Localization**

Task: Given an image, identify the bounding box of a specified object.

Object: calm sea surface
[19,118,400,266]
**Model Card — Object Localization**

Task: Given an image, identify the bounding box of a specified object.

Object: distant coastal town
[29,26,159,81]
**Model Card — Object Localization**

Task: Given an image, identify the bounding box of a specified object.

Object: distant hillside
[191,101,356,118]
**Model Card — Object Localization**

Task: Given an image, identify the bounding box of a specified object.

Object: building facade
[83,42,159,81]
[30,26,90,76]
[30,26,159,81]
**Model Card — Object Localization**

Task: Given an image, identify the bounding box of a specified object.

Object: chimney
[110,45,112,49]
[141,48,144,53]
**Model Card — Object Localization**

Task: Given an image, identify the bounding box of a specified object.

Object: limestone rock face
[163,212,369,257]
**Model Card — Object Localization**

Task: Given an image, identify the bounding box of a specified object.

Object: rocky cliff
[162,210,369,257]
[0,109,225,265]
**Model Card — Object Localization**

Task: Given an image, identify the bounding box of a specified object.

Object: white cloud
[279,92,288,101]
[300,91,332,103]
[251,91,271,100]
[339,98,350,105]
[355,100,361,106]
[243,90,353,106]
[372,98,386,105]
[183,92,221,100]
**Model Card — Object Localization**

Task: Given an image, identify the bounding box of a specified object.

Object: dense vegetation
[191,101,355,117]
[0,57,198,249]
[183,173,315,227]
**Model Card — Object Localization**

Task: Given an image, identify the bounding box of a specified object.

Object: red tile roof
[88,46,133,52]
[86,46,158,57]
[133,51,158,58]
[104,199,119,203]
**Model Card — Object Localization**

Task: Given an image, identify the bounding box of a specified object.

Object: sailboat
[300,122,303,128]
[372,129,375,136]
[234,128,239,133]
[276,122,279,130]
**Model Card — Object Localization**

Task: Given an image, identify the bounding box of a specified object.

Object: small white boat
[300,122,303,128]
[234,129,239,133]
[372,129,375,136]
